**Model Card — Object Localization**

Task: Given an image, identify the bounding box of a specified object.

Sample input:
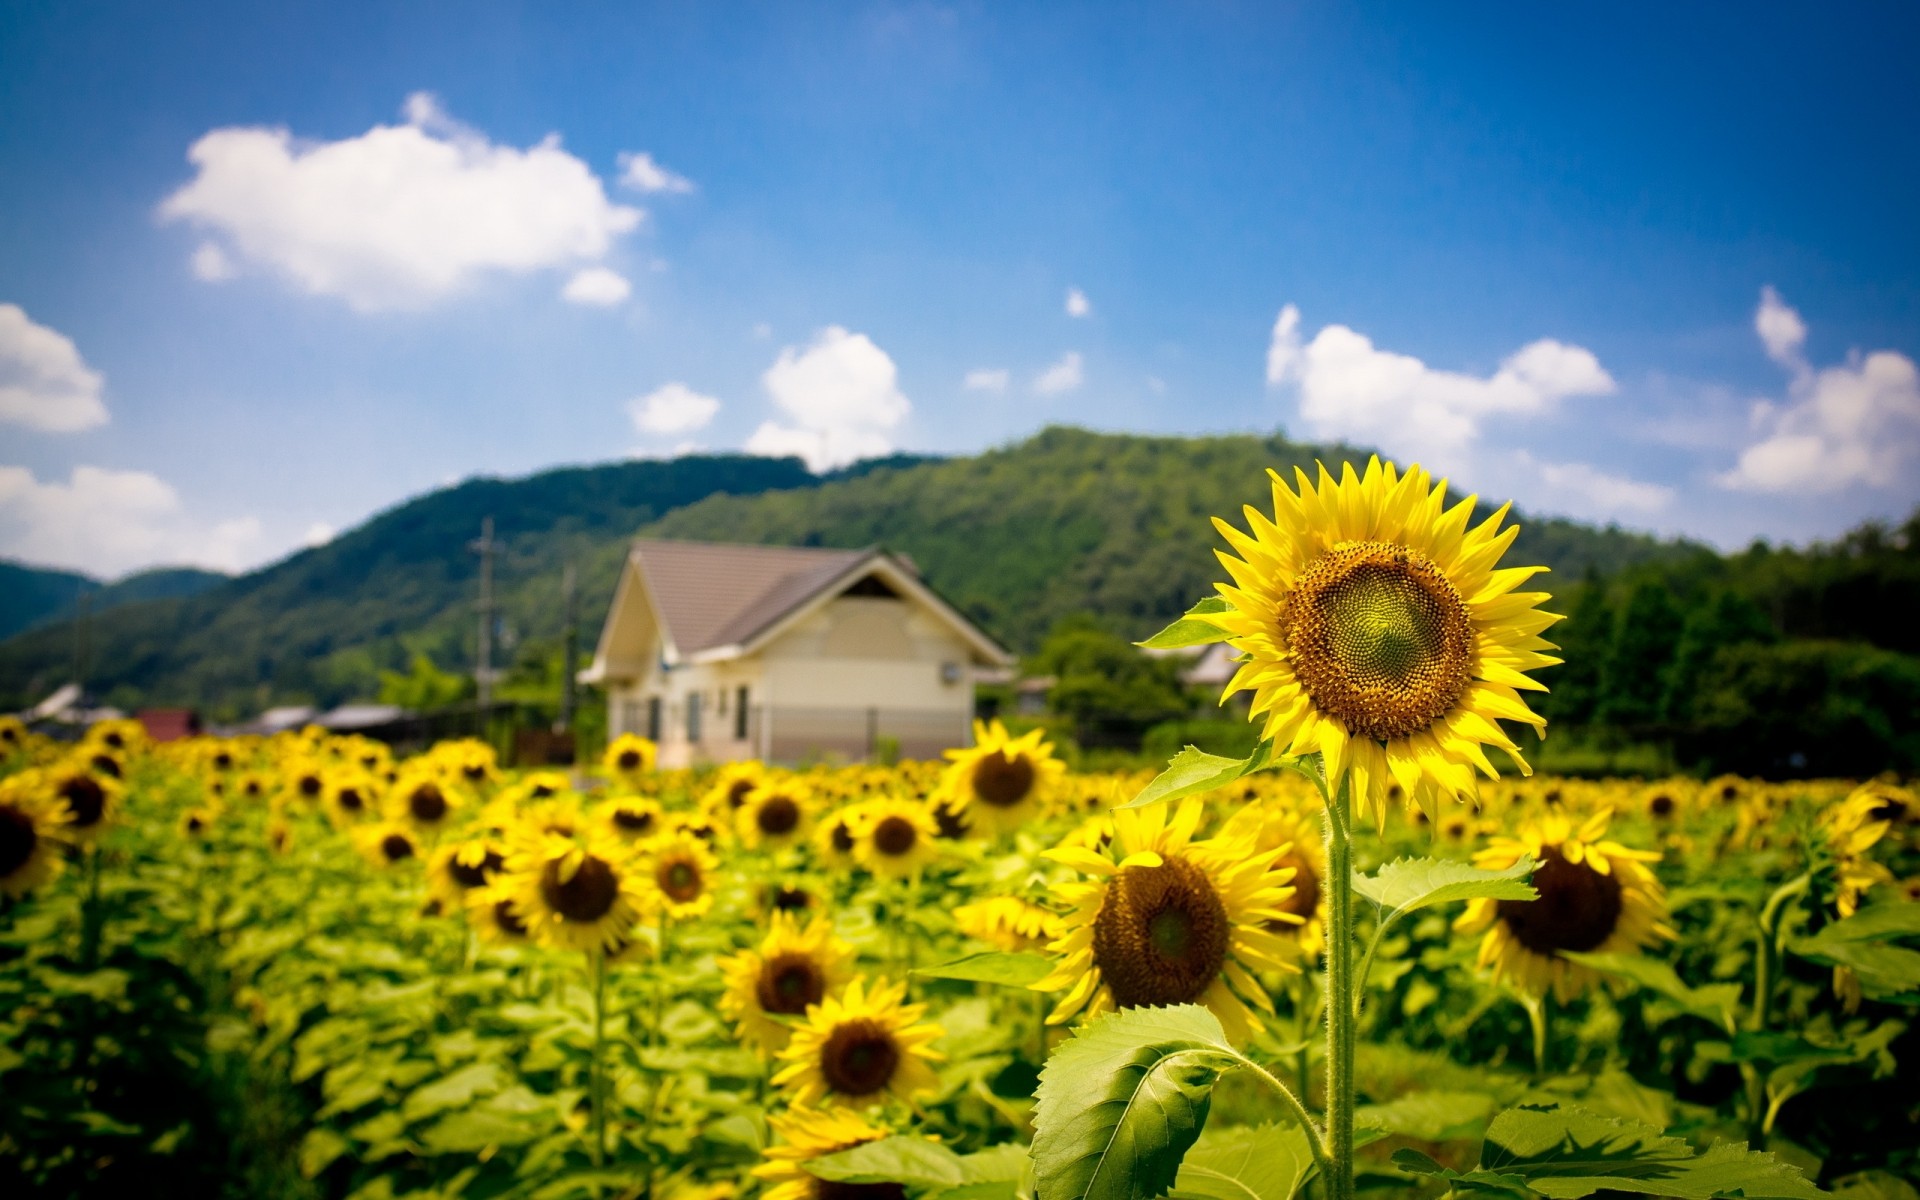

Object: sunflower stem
[590,946,608,1170]
[1522,991,1549,1076]
[1240,1058,1334,1182]
[1319,767,1356,1200]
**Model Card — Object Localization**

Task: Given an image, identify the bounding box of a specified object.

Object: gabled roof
[600,539,1012,672]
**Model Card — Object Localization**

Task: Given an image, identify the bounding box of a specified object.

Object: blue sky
[3,2,1918,577]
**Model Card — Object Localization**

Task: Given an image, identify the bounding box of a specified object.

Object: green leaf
[807,1137,968,1187]
[1170,1122,1317,1200]
[960,1142,1036,1184]
[418,1108,540,1154]
[1137,598,1234,649]
[1123,743,1276,810]
[1789,937,1920,997]
[1393,1103,1828,1199]
[916,952,1055,987]
[1354,857,1538,923]
[1805,902,1920,942]
[298,1127,350,1179]
[402,1061,503,1120]
[1356,1090,1496,1143]
[1559,953,1743,1033]
[1031,1004,1249,1200]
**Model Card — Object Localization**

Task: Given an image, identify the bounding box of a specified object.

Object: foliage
[376,654,475,710]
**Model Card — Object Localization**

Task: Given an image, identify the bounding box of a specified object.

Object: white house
[580,540,1014,767]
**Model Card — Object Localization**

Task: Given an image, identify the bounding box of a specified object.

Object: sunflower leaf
[916,951,1055,987]
[1392,1103,1829,1199]
[1559,953,1743,1035]
[1169,1121,1318,1200]
[1354,856,1538,925]
[1031,1004,1250,1200]
[1788,906,1920,997]
[1137,597,1235,649]
[807,1136,969,1187]
[1122,743,1276,809]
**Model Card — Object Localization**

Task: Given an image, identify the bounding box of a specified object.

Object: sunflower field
[3,459,1918,1200]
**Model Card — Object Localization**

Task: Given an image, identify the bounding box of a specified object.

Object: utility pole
[471,517,497,716]
[558,560,578,733]
[72,589,91,697]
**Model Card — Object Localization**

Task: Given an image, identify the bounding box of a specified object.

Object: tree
[1538,571,1609,727]
[1025,615,1192,747]
[376,654,472,711]
[1597,581,1683,729]
[1661,590,1776,724]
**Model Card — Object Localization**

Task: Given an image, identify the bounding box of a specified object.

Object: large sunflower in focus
[753,1107,896,1200]
[938,719,1066,837]
[502,826,647,953]
[1210,458,1560,822]
[1034,797,1300,1043]
[772,977,944,1109]
[719,913,855,1056]
[1456,808,1670,1002]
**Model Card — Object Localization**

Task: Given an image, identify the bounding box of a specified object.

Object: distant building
[582,540,1013,766]
[136,708,202,742]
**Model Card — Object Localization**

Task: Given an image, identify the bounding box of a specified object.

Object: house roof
[612,539,1011,669]
[631,540,873,657]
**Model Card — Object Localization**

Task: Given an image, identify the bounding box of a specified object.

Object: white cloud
[746,326,910,472]
[0,304,108,433]
[617,151,695,195]
[303,522,336,547]
[1065,287,1091,318]
[158,92,642,312]
[1265,303,1615,458]
[1719,289,1920,493]
[561,266,632,306]
[628,382,722,436]
[963,367,1009,393]
[1517,452,1674,515]
[190,242,236,281]
[1032,351,1084,395]
[0,465,262,576]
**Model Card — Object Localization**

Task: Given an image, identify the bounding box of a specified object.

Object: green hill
[0,427,1705,719]
[0,561,228,643]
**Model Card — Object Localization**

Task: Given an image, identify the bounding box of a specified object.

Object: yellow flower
[851,797,940,880]
[427,836,505,912]
[1220,797,1327,961]
[644,831,720,922]
[1820,785,1896,918]
[737,779,814,851]
[1456,807,1671,1002]
[811,802,866,871]
[1208,458,1561,823]
[0,774,67,897]
[597,794,666,843]
[354,822,423,869]
[771,976,945,1109]
[938,719,1066,837]
[752,1107,894,1200]
[702,761,768,820]
[603,733,659,782]
[386,767,463,834]
[953,896,1056,952]
[719,913,855,1056]
[501,826,647,953]
[1034,797,1301,1044]
[46,759,123,845]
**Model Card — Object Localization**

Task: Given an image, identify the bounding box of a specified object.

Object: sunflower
[1819,786,1896,918]
[644,831,721,922]
[85,717,148,757]
[703,762,768,819]
[388,769,462,835]
[324,770,379,827]
[851,798,940,880]
[719,912,855,1056]
[738,780,814,851]
[752,1107,895,1200]
[603,733,659,784]
[771,976,945,1109]
[354,823,423,869]
[281,758,329,807]
[501,826,648,953]
[46,760,123,845]
[427,837,506,911]
[1208,458,1561,823]
[1220,799,1327,960]
[0,775,66,897]
[0,715,30,757]
[598,794,666,843]
[812,803,866,871]
[467,881,534,946]
[431,738,501,791]
[1456,808,1671,1002]
[179,805,221,840]
[1638,780,1693,824]
[1035,797,1301,1043]
[953,896,1055,952]
[938,719,1066,837]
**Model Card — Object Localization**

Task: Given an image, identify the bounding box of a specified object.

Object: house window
[646,696,662,742]
[619,699,641,736]
[686,693,702,743]
[735,686,750,740]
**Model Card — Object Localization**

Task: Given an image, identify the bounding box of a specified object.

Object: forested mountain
[0,562,228,643]
[0,428,1701,719]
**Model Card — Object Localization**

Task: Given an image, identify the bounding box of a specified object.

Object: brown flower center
[819,1019,902,1098]
[90,753,122,780]
[409,783,448,823]
[60,775,107,827]
[448,848,503,889]
[757,795,801,836]
[541,854,620,922]
[1273,853,1318,920]
[872,815,918,857]
[1092,854,1230,1008]
[336,787,364,812]
[380,833,415,862]
[1495,846,1623,955]
[658,857,703,903]
[298,773,323,798]
[757,952,827,1015]
[772,885,812,911]
[1284,542,1474,742]
[817,1180,908,1200]
[1648,793,1675,818]
[971,750,1035,808]
[728,779,755,808]
[829,818,855,853]
[1,804,39,875]
[932,800,970,839]
[613,806,655,833]
[493,900,528,937]
[617,748,643,770]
